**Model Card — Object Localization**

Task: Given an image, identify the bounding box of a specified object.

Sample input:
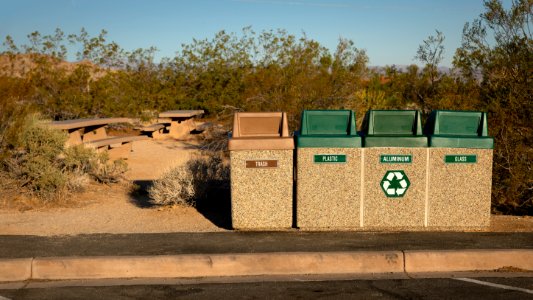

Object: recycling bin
[425,110,494,228]
[228,112,295,229]
[361,110,428,228]
[295,110,362,229]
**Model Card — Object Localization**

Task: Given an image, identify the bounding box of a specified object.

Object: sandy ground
[125,139,200,181]
[0,184,225,235]
[0,139,531,236]
[0,139,226,235]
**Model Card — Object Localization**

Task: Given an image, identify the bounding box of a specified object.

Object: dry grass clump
[148,152,229,207]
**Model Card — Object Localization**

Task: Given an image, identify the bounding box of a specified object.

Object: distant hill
[0,53,107,79]
[368,65,452,74]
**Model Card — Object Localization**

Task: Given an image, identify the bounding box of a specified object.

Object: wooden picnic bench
[156,110,205,139]
[49,118,148,160]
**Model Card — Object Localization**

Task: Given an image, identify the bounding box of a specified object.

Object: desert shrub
[0,77,32,161]
[0,171,19,199]
[199,124,229,153]
[0,114,128,202]
[21,117,67,158]
[2,114,69,199]
[65,173,91,193]
[90,157,128,184]
[63,145,128,184]
[148,166,195,206]
[63,144,99,174]
[187,153,230,200]
[148,152,229,207]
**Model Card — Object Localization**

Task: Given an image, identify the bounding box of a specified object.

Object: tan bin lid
[228,112,295,150]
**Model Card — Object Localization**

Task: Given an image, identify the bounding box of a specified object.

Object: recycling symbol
[380,170,410,198]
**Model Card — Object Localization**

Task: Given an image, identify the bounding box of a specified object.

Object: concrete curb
[0,258,32,282]
[0,249,531,282]
[404,249,533,273]
[32,251,404,280]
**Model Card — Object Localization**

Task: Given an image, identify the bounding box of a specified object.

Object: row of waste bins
[228,110,494,230]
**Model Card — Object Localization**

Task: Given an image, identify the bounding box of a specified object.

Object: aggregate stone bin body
[361,110,428,228]
[295,110,362,229]
[228,112,295,230]
[425,110,494,228]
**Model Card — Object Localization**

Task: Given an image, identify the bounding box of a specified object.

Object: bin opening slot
[300,110,356,136]
[306,115,350,135]
[437,114,481,136]
[239,117,282,137]
[372,114,415,135]
[232,112,290,139]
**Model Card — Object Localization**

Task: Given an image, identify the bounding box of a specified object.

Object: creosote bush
[63,145,128,184]
[0,114,128,202]
[2,114,69,199]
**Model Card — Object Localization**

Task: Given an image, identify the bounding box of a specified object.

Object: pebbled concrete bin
[295,110,363,230]
[361,110,428,228]
[228,112,295,230]
[425,110,494,228]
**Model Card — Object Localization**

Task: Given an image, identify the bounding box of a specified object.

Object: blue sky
[0,0,503,67]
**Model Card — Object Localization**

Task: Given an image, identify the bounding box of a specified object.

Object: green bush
[63,144,100,174]
[62,144,128,187]
[0,78,32,161]
[2,115,68,199]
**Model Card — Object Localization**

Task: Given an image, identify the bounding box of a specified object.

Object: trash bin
[295,110,362,229]
[228,112,295,229]
[425,110,494,228]
[361,110,428,228]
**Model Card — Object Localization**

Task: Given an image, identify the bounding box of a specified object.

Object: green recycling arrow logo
[380,170,410,198]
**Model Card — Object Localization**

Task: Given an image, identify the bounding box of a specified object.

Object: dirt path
[125,139,205,180]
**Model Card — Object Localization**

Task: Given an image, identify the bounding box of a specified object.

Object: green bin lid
[424,110,494,149]
[296,110,361,148]
[361,110,427,147]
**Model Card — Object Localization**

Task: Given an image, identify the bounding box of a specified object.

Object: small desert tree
[414,30,446,111]
[453,0,532,214]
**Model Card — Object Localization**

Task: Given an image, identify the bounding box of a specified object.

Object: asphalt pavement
[1,231,532,258]
[1,231,532,286]
[1,277,532,300]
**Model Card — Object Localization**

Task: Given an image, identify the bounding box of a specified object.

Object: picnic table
[156,110,205,139]
[49,118,148,160]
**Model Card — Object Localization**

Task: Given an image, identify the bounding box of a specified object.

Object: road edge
[0,249,531,282]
